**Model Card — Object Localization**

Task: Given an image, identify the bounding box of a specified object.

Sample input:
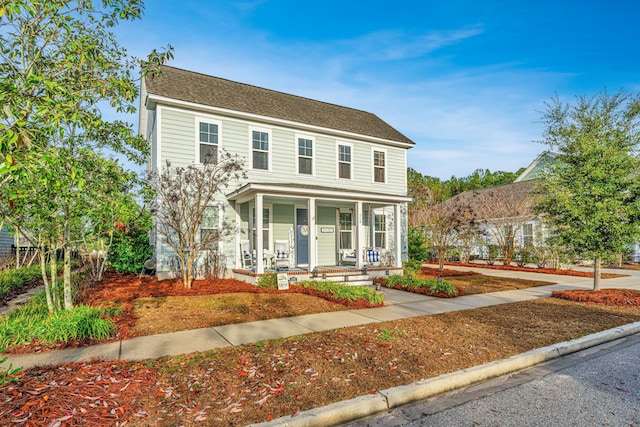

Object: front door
[296,208,309,266]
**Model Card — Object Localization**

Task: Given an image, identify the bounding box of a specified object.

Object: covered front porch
[226,183,409,282]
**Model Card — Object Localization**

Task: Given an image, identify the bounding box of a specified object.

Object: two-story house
[140,66,414,282]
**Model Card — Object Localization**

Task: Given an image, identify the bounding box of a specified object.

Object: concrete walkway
[2,266,638,371]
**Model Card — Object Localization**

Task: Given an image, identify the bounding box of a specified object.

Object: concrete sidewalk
[3,266,638,371]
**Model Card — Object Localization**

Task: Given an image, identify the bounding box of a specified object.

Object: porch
[231,264,404,286]
[226,183,410,280]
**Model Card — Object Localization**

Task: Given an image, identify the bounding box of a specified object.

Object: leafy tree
[535,91,640,289]
[150,154,245,289]
[0,0,172,310]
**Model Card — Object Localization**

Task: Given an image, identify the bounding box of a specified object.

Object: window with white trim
[338,144,351,179]
[252,130,269,170]
[339,212,353,250]
[200,205,220,250]
[374,213,386,248]
[522,224,534,247]
[373,149,386,183]
[252,207,272,250]
[198,121,218,164]
[297,137,313,175]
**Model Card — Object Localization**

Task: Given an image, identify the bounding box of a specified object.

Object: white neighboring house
[140,66,414,282]
[442,150,640,263]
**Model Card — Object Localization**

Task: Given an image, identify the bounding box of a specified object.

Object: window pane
[200,144,218,164]
[202,206,219,228]
[374,166,385,183]
[339,213,352,228]
[253,131,268,151]
[375,232,385,248]
[299,157,312,174]
[374,151,385,166]
[263,208,269,228]
[339,145,351,162]
[253,151,268,170]
[339,162,351,179]
[340,231,352,249]
[201,229,219,250]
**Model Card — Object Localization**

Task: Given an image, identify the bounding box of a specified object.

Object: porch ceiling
[227,182,412,204]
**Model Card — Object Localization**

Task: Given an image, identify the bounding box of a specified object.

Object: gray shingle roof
[145,66,414,145]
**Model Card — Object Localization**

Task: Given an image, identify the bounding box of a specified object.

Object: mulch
[429,261,627,278]
[551,289,640,306]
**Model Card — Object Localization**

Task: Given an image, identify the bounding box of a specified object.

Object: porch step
[310,274,372,287]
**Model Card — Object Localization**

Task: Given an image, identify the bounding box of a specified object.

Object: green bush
[403,258,423,277]
[383,274,457,296]
[0,263,62,300]
[256,273,277,289]
[298,280,384,305]
[0,295,118,349]
[408,226,428,261]
[108,213,154,274]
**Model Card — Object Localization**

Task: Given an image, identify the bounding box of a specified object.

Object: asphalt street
[347,333,640,426]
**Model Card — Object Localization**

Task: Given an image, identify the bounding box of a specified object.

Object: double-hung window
[252,207,272,250]
[338,143,352,179]
[252,130,269,170]
[198,121,218,164]
[339,212,353,250]
[373,149,386,183]
[201,205,220,250]
[374,214,386,248]
[522,224,534,247]
[297,137,313,175]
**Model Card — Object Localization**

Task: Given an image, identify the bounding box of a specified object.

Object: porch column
[356,201,364,269]
[394,203,402,268]
[234,201,241,269]
[256,194,264,274]
[308,197,316,271]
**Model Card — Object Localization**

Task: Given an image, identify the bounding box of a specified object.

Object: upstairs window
[338,144,351,179]
[297,138,313,175]
[373,150,386,183]
[252,130,269,170]
[199,122,218,164]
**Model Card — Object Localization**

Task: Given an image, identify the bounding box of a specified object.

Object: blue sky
[114,0,639,179]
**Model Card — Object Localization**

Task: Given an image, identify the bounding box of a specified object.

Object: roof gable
[144,66,414,145]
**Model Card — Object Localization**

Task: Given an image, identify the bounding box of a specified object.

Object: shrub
[256,273,277,289]
[403,258,423,277]
[0,263,65,300]
[408,226,428,261]
[383,274,457,296]
[298,280,384,305]
[0,295,118,349]
[108,213,154,274]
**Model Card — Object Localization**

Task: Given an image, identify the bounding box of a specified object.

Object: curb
[248,321,640,427]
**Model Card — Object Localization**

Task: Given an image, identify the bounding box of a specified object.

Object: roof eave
[146,93,416,149]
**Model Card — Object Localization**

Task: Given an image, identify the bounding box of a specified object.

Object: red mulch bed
[551,289,640,306]
[419,266,477,278]
[428,261,625,278]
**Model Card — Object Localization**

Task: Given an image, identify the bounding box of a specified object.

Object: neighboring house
[140,66,414,282]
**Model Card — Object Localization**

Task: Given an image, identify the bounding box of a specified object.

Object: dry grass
[4,298,639,426]
[132,293,348,336]
[448,274,554,295]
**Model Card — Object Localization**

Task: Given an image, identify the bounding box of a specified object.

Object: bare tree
[150,153,245,288]
[410,202,476,270]
[473,184,535,266]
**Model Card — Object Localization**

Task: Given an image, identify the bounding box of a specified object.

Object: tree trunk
[40,246,54,313]
[50,253,60,310]
[438,248,445,270]
[593,256,601,290]
[63,245,73,310]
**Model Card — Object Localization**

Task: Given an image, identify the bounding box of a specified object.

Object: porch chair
[274,240,290,271]
[240,240,254,269]
[364,247,381,267]
[340,249,357,266]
